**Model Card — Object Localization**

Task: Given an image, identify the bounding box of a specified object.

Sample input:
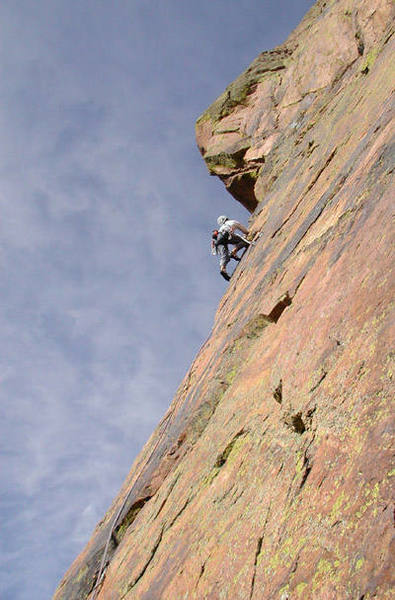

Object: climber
[211,215,250,281]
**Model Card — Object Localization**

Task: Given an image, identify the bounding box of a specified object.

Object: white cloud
[0,1,315,598]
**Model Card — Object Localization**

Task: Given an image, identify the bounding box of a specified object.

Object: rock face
[54,1,394,599]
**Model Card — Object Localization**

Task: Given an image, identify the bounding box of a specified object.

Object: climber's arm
[233,222,249,236]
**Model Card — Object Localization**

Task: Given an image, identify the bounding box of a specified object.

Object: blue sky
[0,1,314,598]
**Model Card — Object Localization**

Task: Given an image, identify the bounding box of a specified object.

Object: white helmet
[217,215,228,226]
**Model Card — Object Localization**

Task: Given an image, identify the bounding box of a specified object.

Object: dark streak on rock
[290,553,300,574]
[270,149,338,240]
[230,489,245,506]
[273,380,283,404]
[153,473,182,520]
[114,496,152,542]
[250,504,271,599]
[299,453,313,491]
[168,498,191,530]
[195,556,211,590]
[249,536,264,599]
[124,525,165,594]
[214,429,247,469]
[198,562,205,580]
[213,483,237,504]
[309,370,327,392]
[352,7,365,56]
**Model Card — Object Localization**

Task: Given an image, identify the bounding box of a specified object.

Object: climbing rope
[89,231,261,598]
[90,408,176,599]
[90,332,214,599]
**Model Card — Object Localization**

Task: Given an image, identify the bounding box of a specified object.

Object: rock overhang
[54,1,395,598]
[195,0,394,216]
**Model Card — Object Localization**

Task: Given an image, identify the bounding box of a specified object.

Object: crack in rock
[273,379,283,404]
[214,429,247,469]
[250,504,271,599]
[309,369,327,392]
[167,498,191,530]
[270,148,338,240]
[122,525,165,596]
[249,537,264,600]
[240,293,293,342]
[299,451,313,491]
[114,496,152,543]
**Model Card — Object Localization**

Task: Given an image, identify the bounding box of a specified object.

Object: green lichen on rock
[76,565,89,583]
[189,393,224,437]
[355,557,364,570]
[115,499,148,541]
[225,365,238,385]
[204,141,251,173]
[312,558,340,591]
[361,46,380,74]
[278,583,290,597]
[203,432,248,486]
[54,1,395,598]
[296,581,308,596]
[241,313,273,339]
[197,49,290,126]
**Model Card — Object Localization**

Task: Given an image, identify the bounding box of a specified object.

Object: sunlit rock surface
[54,1,394,598]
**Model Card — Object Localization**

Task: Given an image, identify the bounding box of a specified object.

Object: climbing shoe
[231,254,241,262]
[220,270,231,281]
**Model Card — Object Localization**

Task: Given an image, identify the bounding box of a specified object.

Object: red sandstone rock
[54,1,395,598]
